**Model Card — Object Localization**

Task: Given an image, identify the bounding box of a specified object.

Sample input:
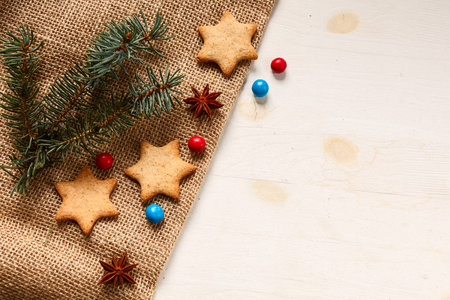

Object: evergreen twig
[86,10,170,81]
[0,25,46,195]
[43,64,90,132]
[39,93,135,158]
[0,11,184,196]
[130,64,184,118]
[0,25,43,143]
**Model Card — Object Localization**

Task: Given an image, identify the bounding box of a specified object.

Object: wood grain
[154,0,450,299]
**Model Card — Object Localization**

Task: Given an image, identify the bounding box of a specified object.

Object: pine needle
[44,222,53,246]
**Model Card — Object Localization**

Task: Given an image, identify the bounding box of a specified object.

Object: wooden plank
[154,1,450,299]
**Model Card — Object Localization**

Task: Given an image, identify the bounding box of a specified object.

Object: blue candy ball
[146,204,164,223]
[252,79,269,97]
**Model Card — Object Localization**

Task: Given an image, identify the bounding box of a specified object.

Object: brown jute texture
[0,0,274,299]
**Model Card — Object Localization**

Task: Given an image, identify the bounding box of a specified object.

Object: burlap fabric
[0,0,274,299]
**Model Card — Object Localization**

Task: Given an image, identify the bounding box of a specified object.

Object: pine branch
[0,12,184,196]
[0,25,43,144]
[129,64,184,119]
[39,93,135,157]
[42,64,91,132]
[41,64,184,158]
[0,25,46,196]
[86,10,171,81]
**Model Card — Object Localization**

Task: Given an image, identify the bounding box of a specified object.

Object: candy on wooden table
[271,57,287,73]
[252,79,269,97]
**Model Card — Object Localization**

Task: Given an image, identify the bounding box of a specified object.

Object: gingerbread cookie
[55,165,118,234]
[197,11,258,77]
[124,140,196,201]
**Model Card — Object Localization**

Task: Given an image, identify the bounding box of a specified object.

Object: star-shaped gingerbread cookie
[55,165,118,235]
[197,11,258,77]
[124,140,196,201]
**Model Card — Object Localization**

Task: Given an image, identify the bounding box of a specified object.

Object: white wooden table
[154,1,450,299]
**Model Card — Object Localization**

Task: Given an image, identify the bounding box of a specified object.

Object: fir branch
[129,64,184,119]
[42,63,185,157]
[86,10,171,81]
[39,93,136,157]
[0,25,45,196]
[0,25,43,144]
[42,64,91,132]
[1,147,52,196]
[0,12,183,196]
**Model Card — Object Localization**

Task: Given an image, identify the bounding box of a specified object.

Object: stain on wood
[324,137,359,164]
[252,180,288,203]
[238,99,268,120]
[327,12,359,34]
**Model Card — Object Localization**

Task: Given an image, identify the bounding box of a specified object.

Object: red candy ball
[96,153,113,170]
[271,57,287,73]
[188,136,206,153]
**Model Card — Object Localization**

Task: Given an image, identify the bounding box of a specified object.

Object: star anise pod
[98,252,138,287]
[184,84,224,118]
